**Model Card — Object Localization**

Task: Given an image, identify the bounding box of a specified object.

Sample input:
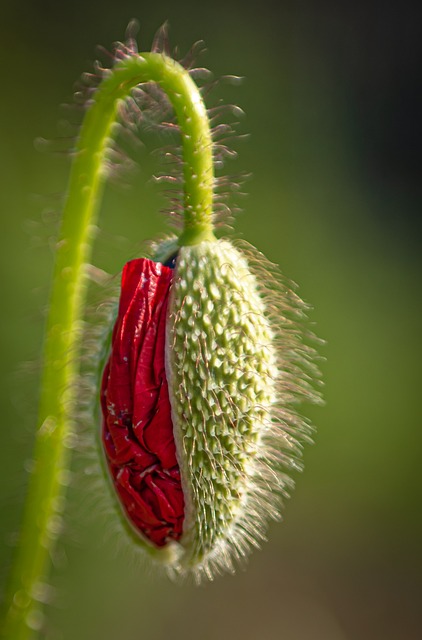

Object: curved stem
[2,52,215,639]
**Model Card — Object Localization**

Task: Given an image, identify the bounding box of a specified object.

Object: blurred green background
[1,1,421,639]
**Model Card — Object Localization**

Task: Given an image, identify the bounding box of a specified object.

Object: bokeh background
[1,1,421,639]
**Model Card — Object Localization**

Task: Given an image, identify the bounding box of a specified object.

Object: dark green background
[1,1,421,639]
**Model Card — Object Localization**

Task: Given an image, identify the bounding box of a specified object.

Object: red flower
[100,258,184,547]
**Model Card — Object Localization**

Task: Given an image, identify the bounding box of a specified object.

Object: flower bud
[101,237,320,581]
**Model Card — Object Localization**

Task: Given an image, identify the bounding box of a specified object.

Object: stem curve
[2,52,215,639]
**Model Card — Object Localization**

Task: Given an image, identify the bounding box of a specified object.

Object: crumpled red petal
[101,258,184,547]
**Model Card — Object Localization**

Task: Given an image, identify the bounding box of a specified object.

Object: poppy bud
[101,237,319,580]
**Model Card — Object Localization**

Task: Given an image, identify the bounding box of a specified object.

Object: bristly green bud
[162,238,321,581]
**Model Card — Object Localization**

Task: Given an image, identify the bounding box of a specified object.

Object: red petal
[101,259,184,546]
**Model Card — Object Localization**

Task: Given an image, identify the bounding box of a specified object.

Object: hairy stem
[2,52,215,639]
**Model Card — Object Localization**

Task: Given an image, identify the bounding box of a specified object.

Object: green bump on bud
[166,239,281,578]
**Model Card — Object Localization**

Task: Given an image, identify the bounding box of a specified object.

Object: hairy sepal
[166,240,276,579]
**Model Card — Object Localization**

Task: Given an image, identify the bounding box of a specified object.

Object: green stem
[2,52,215,639]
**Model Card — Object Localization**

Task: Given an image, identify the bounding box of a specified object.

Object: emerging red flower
[100,258,184,547]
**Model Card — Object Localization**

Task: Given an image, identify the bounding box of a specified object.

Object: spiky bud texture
[167,240,277,572]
